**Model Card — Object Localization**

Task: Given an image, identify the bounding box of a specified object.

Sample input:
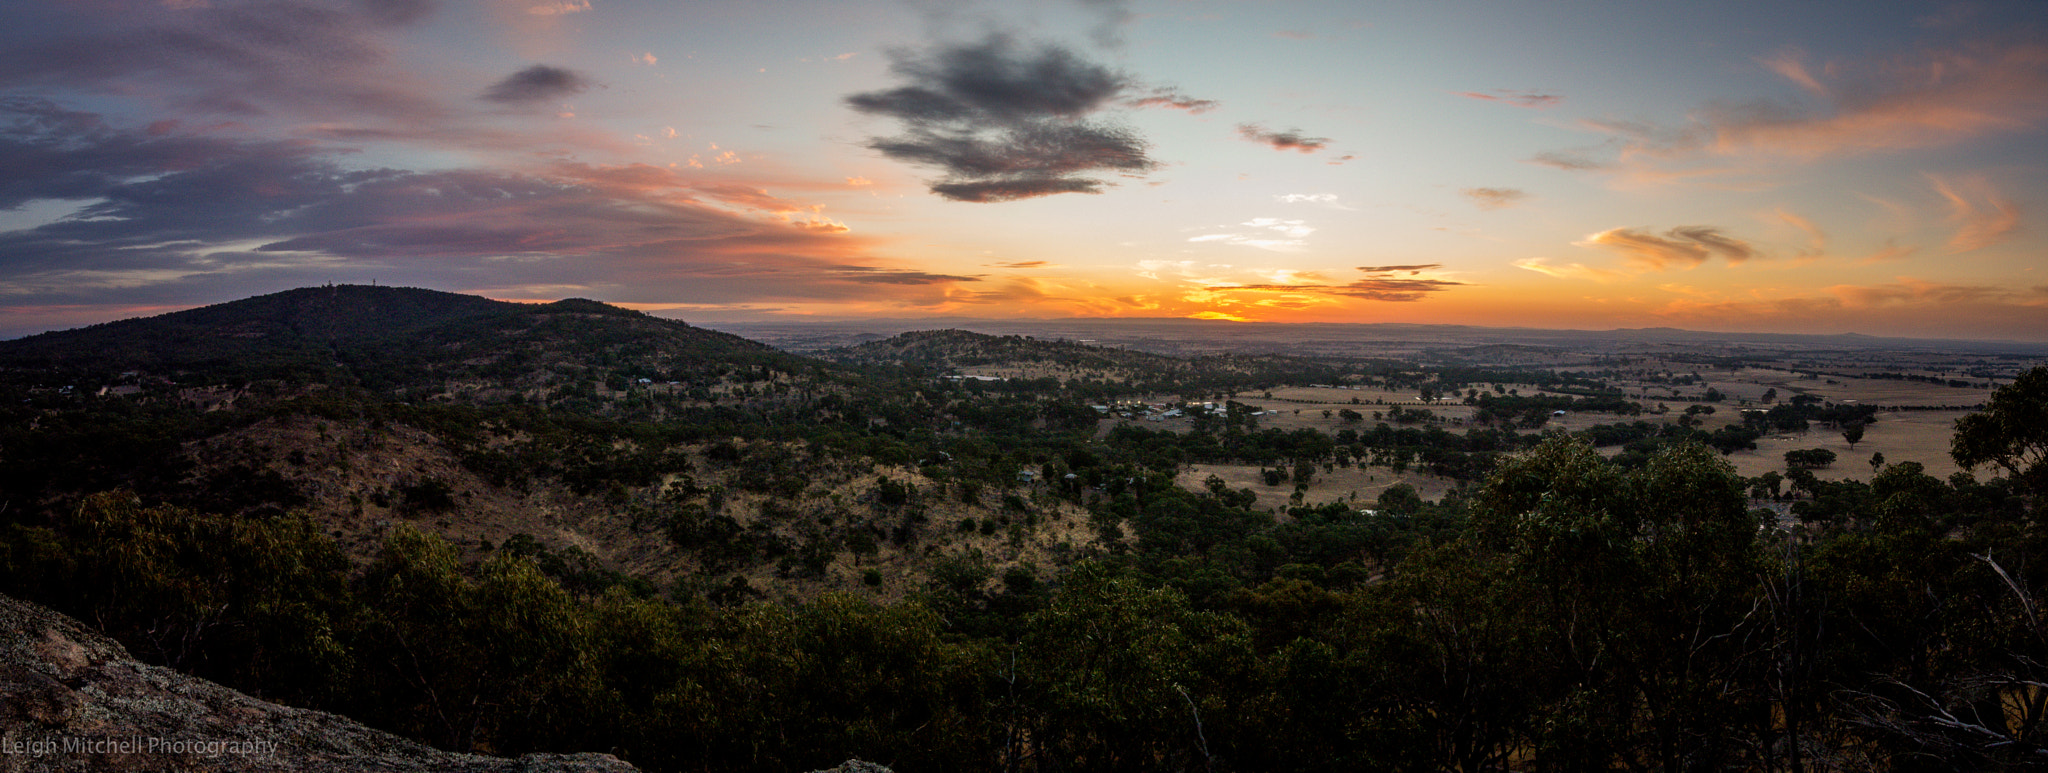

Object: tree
[1752,471,1783,500]
[1869,451,1885,473]
[1376,482,1423,514]
[1785,448,1837,470]
[1952,365,2048,496]
[1842,420,1866,450]
[1466,437,1768,769]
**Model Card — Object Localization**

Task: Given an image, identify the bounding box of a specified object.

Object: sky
[2,0,2046,341]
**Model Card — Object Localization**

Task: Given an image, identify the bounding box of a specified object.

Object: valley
[2,285,2045,772]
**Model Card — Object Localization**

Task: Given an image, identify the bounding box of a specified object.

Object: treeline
[1103,419,1537,482]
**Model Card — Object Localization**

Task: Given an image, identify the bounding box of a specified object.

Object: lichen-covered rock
[0,593,637,773]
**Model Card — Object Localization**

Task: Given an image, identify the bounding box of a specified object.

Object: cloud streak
[1227,266,1466,302]
[1124,87,1220,114]
[1512,257,1628,283]
[1236,123,1329,153]
[1454,89,1562,108]
[1576,226,1759,270]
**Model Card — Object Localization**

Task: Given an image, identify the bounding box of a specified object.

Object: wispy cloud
[1229,266,1467,302]
[1773,207,1827,257]
[1236,123,1330,153]
[1461,187,1530,210]
[1575,226,1759,270]
[1930,173,2022,253]
[527,0,592,16]
[1124,87,1220,114]
[1274,193,1350,209]
[1357,264,1441,274]
[1550,42,2048,184]
[1454,89,1562,108]
[1512,257,1628,282]
[1528,150,1607,171]
[1188,218,1315,251]
[1857,239,1920,265]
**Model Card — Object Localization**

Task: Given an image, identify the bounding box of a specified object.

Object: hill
[0,287,1113,608]
[0,284,848,408]
[824,327,1348,394]
[828,328,1183,373]
[0,285,512,375]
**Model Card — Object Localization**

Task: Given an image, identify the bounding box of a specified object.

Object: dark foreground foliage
[5,427,2047,772]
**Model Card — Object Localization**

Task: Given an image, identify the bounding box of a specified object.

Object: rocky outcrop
[0,593,637,773]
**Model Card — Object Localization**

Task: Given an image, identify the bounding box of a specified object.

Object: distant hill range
[826,328,1188,371]
[9,286,2041,390]
[715,316,2048,359]
[824,327,1350,389]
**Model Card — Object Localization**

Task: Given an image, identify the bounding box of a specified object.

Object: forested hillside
[1,286,2045,771]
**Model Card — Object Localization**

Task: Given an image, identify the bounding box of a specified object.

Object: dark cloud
[867,121,1149,179]
[1357,264,1443,275]
[1236,123,1329,153]
[929,177,1106,202]
[846,34,1161,202]
[832,267,981,284]
[483,65,591,105]
[0,0,444,126]
[1235,278,1464,303]
[1325,277,1466,301]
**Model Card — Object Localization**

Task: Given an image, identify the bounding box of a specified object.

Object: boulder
[0,593,637,773]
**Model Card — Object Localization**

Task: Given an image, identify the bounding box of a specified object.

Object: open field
[1119,369,1999,505]
[1176,462,1462,514]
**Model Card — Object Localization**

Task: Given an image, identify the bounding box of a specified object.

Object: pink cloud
[1551,42,2048,182]
[1237,123,1330,153]
[1462,187,1530,210]
[1930,173,2022,253]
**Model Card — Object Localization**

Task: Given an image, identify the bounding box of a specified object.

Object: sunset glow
[1,0,2044,340]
